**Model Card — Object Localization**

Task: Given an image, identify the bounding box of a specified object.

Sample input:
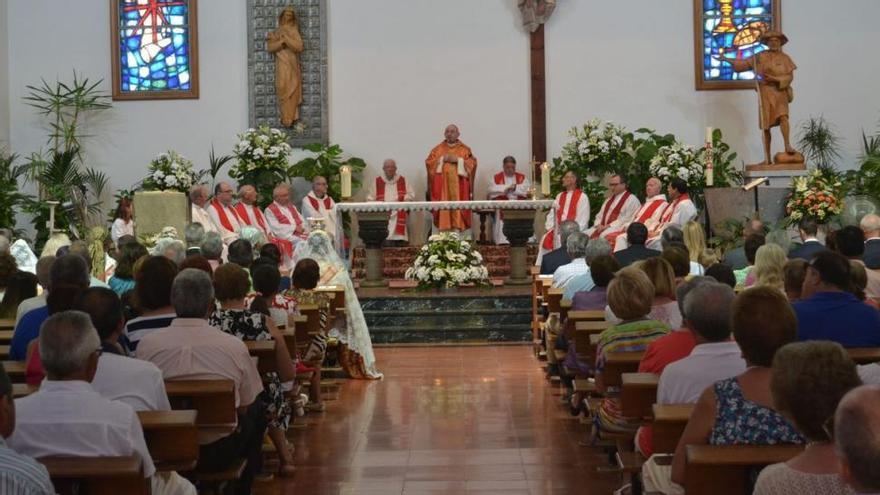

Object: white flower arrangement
[405,232,490,289]
[561,118,630,175]
[230,125,292,179]
[649,142,703,188]
[142,150,198,193]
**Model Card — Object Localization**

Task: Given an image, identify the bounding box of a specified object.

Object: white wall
[0,0,9,149]
[5,0,880,225]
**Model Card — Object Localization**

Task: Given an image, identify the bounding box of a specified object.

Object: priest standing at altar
[538,170,590,262]
[301,176,339,245]
[612,177,668,251]
[646,178,697,250]
[487,156,531,245]
[265,183,308,247]
[425,124,478,235]
[366,159,414,245]
[585,173,640,242]
[208,182,243,244]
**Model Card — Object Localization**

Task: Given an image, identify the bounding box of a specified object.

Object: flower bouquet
[785,170,844,224]
[405,232,490,290]
[561,118,630,177]
[230,125,292,207]
[141,150,198,193]
[649,142,704,189]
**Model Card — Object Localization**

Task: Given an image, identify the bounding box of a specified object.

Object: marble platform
[351,245,538,281]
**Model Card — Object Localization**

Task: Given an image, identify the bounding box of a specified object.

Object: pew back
[38,455,149,495]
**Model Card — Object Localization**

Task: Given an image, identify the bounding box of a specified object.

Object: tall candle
[340,166,352,199]
[705,131,714,187]
[540,162,551,196]
[705,126,713,144]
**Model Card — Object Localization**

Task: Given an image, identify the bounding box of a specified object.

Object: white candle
[541,162,551,196]
[706,126,713,144]
[705,141,714,187]
[340,166,352,199]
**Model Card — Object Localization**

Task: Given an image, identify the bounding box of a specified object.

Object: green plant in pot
[0,152,33,234]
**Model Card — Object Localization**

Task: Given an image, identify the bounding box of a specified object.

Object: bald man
[425,124,478,235]
[613,177,669,251]
[264,183,307,246]
[189,185,220,235]
[835,385,880,493]
[207,182,242,244]
[487,156,531,245]
[234,185,270,237]
[301,176,339,246]
[366,159,415,244]
[861,213,880,270]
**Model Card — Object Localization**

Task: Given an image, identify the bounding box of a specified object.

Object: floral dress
[709,377,805,445]
[209,309,291,430]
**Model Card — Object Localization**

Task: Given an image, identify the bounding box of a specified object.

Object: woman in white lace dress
[293,230,382,379]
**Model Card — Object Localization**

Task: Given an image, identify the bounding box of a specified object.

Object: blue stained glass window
[116,0,194,96]
[699,0,777,85]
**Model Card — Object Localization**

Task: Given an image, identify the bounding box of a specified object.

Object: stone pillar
[501,209,537,285]
[356,210,391,287]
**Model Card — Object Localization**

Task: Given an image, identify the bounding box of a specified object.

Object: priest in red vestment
[235,184,294,266]
[425,124,478,234]
[538,170,590,264]
[264,183,308,248]
[301,176,339,246]
[611,177,668,251]
[586,173,641,242]
[207,181,243,244]
[366,159,414,244]
[487,156,531,245]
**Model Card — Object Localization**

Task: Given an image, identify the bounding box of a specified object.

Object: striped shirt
[0,437,54,495]
[123,313,175,353]
[595,319,670,374]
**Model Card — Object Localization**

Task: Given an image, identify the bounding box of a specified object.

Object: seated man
[0,364,54,494]
[586,173,640,242]
[235,184,294,267]
[646,178,697,250]
[15,255,53,324]
[75,287,171,411]
[137,269,266,495]
[539,170,590,264]
[795,251,880,347]
[264,183,307,248]
[789,217,825,261]
[200,231,224,272]
[612,177,668,251]
[614,222,660,267]
[722,218,763,270]
[366,159,415,246]
[836,225,880,302]
[551,232,588,290]
[301,176,339,245]
[208,182,243,245]
[183,223,205,257]
[8,311,194,495]
[861,213,880,269]
[835,385,880,494]
[539,220,579,275]
[562,237,612,301]
[189,184,220,235]
[487,156,531,245]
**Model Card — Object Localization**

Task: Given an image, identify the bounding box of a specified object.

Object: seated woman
[783,259,808,302]
[0,270,37,319]
[111,195,135,247]
[595,268,669,434]
[108,242,147,296]
[608,257,682,329]
[670,286,805,487]
[290,230,383,379]
[754,341,861,495]
[753,243,787,293]
[210,263,298,477]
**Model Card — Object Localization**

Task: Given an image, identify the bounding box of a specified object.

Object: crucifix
[519,0,555,178]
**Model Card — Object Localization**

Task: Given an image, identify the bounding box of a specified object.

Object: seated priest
[585,173,640,244]
[265,183,308,248]
[301,176,340,246]
[425,124,478,236]
[487,155,531,245]
[646,178,697,250]
[612,177,668,251]
[538,170,590,265]
[208,182,243,245]
[366,159,415,246]
[235,184,294,268]
[189,184,220,235]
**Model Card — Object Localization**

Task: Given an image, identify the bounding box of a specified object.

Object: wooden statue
[267,7,304,127]
[722,30,804,167]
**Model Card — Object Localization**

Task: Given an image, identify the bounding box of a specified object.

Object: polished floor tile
[256,346,621,494]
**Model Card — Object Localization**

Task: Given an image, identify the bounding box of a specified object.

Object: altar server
[301,176,339,246]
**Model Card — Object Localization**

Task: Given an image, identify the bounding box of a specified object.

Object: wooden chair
[1,360,26,383]
[38,456,149,495]
[847,347,880,365]
[164,380,237,442]
[245,340,277,376]
[652,403,694,454]
[619,373,659,419]
[137,410,200,472]
[684,444,804,495]
[602,351,644,388]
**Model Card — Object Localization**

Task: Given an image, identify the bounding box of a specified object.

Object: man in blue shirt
[794,251,880,347]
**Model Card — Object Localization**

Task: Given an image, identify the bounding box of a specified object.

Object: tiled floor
[256,346,620,494]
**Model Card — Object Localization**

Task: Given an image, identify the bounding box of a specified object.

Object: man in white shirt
[207,182,243,245]
[189,184,220,235]
[366,159,415,245]
[586,174,640,243]
[861,213,880,269]
[612,177,668,251]
[539,170,590,265]
[552,232,589,290]
[8,311,194,495]
[487,156,531,245]
[657,282,745,403]
[75,287,170,411]
[264,183,307,247]
[301,176,339,245]
[15,256,53,324]
[646,178,697,250]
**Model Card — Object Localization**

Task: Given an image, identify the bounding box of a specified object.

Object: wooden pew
[0,329,13,344]
[137,410,200,472]
[567,309,605,323]
[38,455,148,495]
[620,373,659,419]
[12,383,37,397]
[294,304,321,353]
[0,318,14,330]
[1,360,26,383]
[602,351,644,388]
[652,403,694,453]
[316,285,345,314]
[545,288,564,314]
[847,347,880,365]
[164,380,237,442]
[575,320,610,333]
[684,444,804,495]
[245,340,277,375]
[0,344,9,360]
[560,298,571,321]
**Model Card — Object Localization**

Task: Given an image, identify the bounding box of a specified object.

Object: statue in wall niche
[268,7,304,126]
[720,30,804,167]
[518,0,556,33]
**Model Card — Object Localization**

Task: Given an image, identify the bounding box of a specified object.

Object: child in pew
[664,287,805,491]
[754,341,861,495]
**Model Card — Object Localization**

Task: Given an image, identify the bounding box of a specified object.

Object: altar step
[362,292,531,344]
[351,245,539,280]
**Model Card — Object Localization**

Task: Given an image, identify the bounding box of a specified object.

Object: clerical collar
[385,174,397,181]
[647,194,667,201]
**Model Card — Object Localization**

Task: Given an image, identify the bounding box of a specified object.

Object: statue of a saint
[722,30,803,166]
[267,8,304,127]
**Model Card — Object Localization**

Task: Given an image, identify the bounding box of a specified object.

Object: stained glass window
[694,0,780,90]
[111,0,199,100]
